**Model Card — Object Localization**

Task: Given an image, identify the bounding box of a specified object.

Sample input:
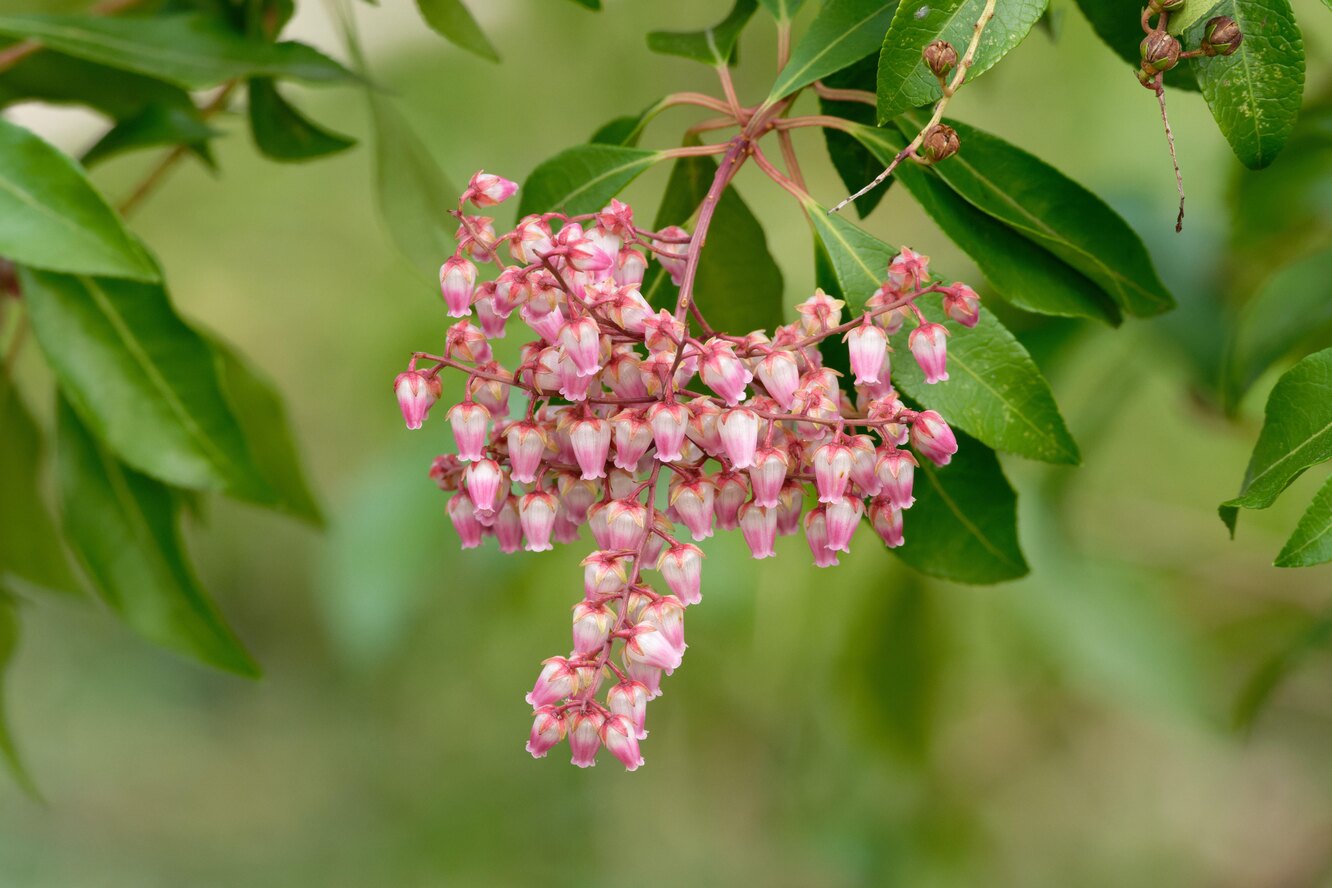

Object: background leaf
[0,49,195,120]
[54,399,259,677]
[82,104,217,168]
[1275,475,1332,567]
[247,77,355,162]
[647,0,756,66]
[0,594,37,796]
[1185,0,1306,170]
[768,0,900,101]
[876,0,1048,124]
[20,268,276,504]
[0,118,158,282]
[516,144,659,217]
[414,0,499,62]
[367,96,457,276]
[0,13,353,90]
[758,0,808,18]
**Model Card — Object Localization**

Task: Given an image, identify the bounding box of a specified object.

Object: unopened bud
[922,40,958,79]
[1140,30,1181,73]
[1202,16,1242,56]
[919,125,960,164]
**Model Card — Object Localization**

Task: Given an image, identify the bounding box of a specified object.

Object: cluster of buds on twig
[394,170,979,770]
[1137,1,1242,87]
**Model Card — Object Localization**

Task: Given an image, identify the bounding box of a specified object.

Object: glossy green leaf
[1275,475,1332,567]
[899,114,1174,318]
[82,104,217,168]
[0,593,37,796]
[876,0,1047,123]
[588,99,664,148]
[517,144,659,217]
[845,122,1120,323]
[247,77,355,162]
[1185,0,1305,170]
[892,428,1030,584]
[645,150,785,334]
[1165,0,1224,35]
[55,399,259,677]
[1071,0,1200,90]
[20,268,276,504]
[647,0,756,66]
[758,0,807,19]
[1222,248,1332,413]
[211,339,324,526]
[767,0,899,101]
[806,203,1077,463]
[0,49,196,120]
[818,54,891,219]
[415,0,499,62]
[0,118,158,282]
[0,13,353,89]
[1221,348,1332,531]
[367,96,457,276]
[0,372,77,596]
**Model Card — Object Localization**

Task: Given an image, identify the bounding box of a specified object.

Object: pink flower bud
[607,468,637,501]
[739,502,778,559]
[643,597,686,653]
[699,339,752,406]
[803,507,840,568]
[627,661,663,699]
[718,407,760,469]
[447,493,484,549]
[466,368,510,418]
[505,420,547,484]
[846,322,889,386]
[875,449,916,509]
[795,289,846,335]
[847,435,881,496]
[888,246,930,291]
[447,400,490,461]
[601,714,644,771]
[572,601,615,655]
[556,473,600,524]
[713,471,749,531]
[614,247,648,286]
[512,215,554,264]
[607,680,649,739]
[775,480,804,536]
[570,416,611,480]
[567,708,605,768]
[824,496,864,553]
[466,170,518,207]
[474,291,509,339]
[685,397,723,457]
[748,446,789,508]
[429,454,464,491]
[605,498,648,550]
[647,401,690,462]
[642,513,672,568]
[669,477,715,541]
[581,550,630,598]
[943,283,980,327]
[526,706,565,759]
[553,508,582,544]
[394,371,442,430]
[439,255,477,318]
[587,500,612,549]
[910,410,958,466]
[627,624,684,673]
[445,320,491,365]
[812,442,854,503]
[869,497,905,548]
[756,350,801,409]
[457,215,498,262]
[641,308,685,353]
[559,316,603,378]
[659,543,703,606]
[652,226,690,285]
[519,490,558,552]
[494,495,523,553]
[909,322,950,384]
[526,656,578,707]
[463,458,504,514]
[611,409,653,470]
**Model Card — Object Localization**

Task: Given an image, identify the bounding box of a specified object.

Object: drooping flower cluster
[395,170,978,770]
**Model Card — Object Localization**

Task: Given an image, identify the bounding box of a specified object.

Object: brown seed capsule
[1201,16,1242,56]
[1140,29,1181,73]
[919,125,960,164]
[922,40,958,80]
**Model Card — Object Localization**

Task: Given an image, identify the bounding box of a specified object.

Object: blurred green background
[3,1,1332,885]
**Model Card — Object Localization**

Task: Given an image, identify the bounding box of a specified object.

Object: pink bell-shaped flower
[875,449,917,509]
[601,714,644,771]
[465,170,518,207]
[804,506,840,568]
[607,680,649,740]
[525,706,565,759]
[812,442,854,503]
[463,458,504,514]
[869,497,905,548]
[738,502,778,559]
[943,283,980,327]
[571,601,615,655]
[824,496,864,553]
[570,416,611,480]
[394,370,442,430]
[748,446,789,508]
[647,401,690,462]
[756,350,800,409]
[717,407,760,469]
[506,420,547,484]
[519,490,558,552]
[909,322,950,384]
[526,656,578,707]
[910,410,958,466]
[438,255,477,318]
[447,493,484,549]
[447,400,490,461]
[659,543,703,606]
[567,709,605,768]
[846,322,889,386]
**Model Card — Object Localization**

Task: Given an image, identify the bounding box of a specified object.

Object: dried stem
[1154,75,1186,233]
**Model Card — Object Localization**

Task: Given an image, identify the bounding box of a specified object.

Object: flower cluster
[395,170,978,770]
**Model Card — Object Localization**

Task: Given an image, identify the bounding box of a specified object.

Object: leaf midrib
[920,460,1022,568]
[1237,417,1332,501]
[550,151,657,213]
[771,2,888,98]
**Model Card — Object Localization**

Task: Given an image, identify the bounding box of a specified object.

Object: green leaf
[517,144,659,217]
[1165,0,1224,35]
[54,398,259,677]
[564,0,600,8]
[1071,0,1200,90]
[806,203,1077,463]
[844,122,1120,323]
[82,104,218,168]
[1222,248,1332,412]
[247,77,355,162]
[20,268,277,504]
[899,113,1174,318]
[758,0,807,19]
[892,428,1029,584]
[414,0,499,62]
[0,118,158,282]
[646,150,785,334]
[876,0,1047,124]
[818,54,891,219]
[588,99,664,148]
[1234,606,1332,728]
[1221,347,1332,530]
[0,49,196,120]
[210,339,324,527]
[0,594,38,796]
[647,0,756,66]
[367,95,457,276]
[767,0,900,101]
[0,13,354,89]
[1275,474,1332,567]
[0,372,77,596]
[1185,0,1306,170]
